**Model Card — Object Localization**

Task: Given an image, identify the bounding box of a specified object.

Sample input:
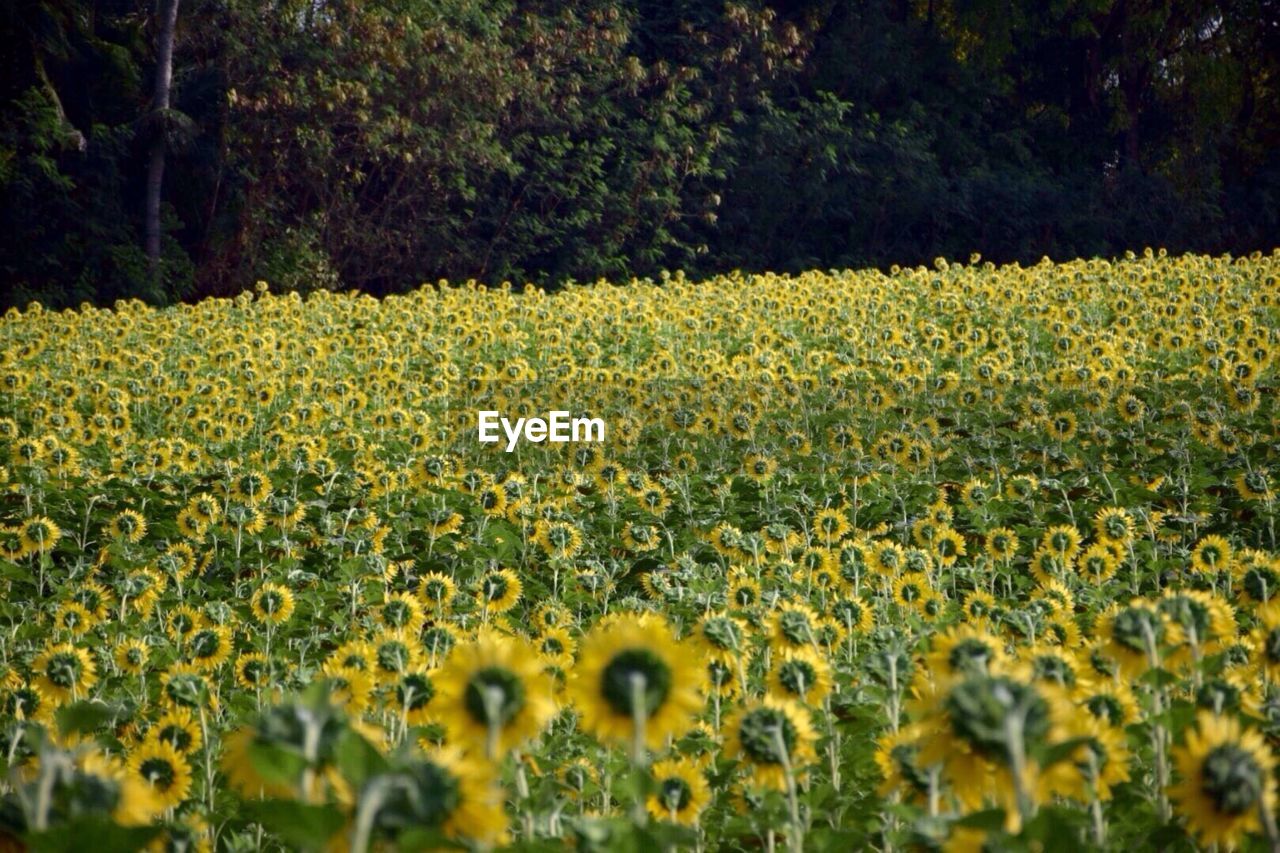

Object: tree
[145,0,182,280]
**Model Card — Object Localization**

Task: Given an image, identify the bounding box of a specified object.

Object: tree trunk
[145,0,181,279]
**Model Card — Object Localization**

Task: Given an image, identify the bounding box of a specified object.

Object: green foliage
[1,0,1278,307]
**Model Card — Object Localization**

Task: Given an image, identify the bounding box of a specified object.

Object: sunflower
[892,572,932,614]
[646,757,711,826]
[152,707,203,755]
[434,630,556,759]
[727,575,762,609]
[531,602,571,633]
[1170,712,1277,850]
[829,596,875,635]
[932,527,966,567]
[378,747,510,846]
[108,509,148,544]
[419,571,457,614]
[186,624,233,671]
[167,604,206,643]
[476,568,522,615]
[812,507,851,545]
[421,623,461,668]
[160,663,219,712]
[18,516,60,553]
[768,646,833,705]
[1234,469,1273,502]
[1191,534,1234,575]
[319,662,375,714]
[371,629,422,682]
[379,591,426,635]
[51,600,94,637]
[250,582,295,625]
[115,638,150,675]
[77,749,162,826]
[392,669,438,726]
[537,626,576,671]
[724,696,817,790]
[622,523,661,553]
[1040,525,1082,562]
[769,602,820,651]
[874,723,929,801]
[235,652,273,691]
[0,525,30,561]
[129,737,193,810]
[694,612,747,664]
[570,614,701,750]
[1160,589,1237,668]
[33,642,97,702]
[3,682,51,723]
[532,519,583,560]
[1092,507,1136,545]
[924,624,1008,683]
[1077,542,1120,582]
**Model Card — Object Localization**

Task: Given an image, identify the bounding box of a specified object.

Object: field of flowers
[1,250,1279,851]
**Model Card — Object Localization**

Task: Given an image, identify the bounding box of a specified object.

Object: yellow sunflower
[250,582,295,625]
[434,630,556,759]
[129,737,193,810]
[476,568,522,616]
[569,614,701,751]
[724,696,817,790]
[33,642,97,703]
[646,757,712,826]
[1170,712,1276,850]
[768,646,832,705]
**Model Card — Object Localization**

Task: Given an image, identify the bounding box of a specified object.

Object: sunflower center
[378,760,461,829]
[1160,595,1211,639]
[159,724,193,751]
[1195,679,1242,713]
[1244,568,1279,602]
[482,576,508,602]
[464,667,526,726]
[377,641,409,673]
[702,618,741,651]
[600,649,672,718]
[241,658,266,683]
[140,757,177,791]
[46,652,82,687]
[737,707,797,765]
[778,611,812,645]
[191,630,220,659]
[1112,607,1163,653]
[947,638,995,675]
[778,660,816,696]
[1201,744,1263,815]
[384,600,411,627]
[1031,654,1073,686]
[397,673,435,710]
[1085,694,1123,725]
[659,777,692,812]
[945,676,1050,760]
[890,741,931,795]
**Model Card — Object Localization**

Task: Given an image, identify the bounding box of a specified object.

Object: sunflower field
[2,250,1280,851]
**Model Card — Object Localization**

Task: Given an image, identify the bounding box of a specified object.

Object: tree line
[2,0,1277,308]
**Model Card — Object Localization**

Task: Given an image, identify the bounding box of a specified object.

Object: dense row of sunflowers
[1,250,1278,851]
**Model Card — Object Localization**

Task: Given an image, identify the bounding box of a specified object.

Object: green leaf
[55,700,116,737]
[335,727,388,788]
[26,818,160,853]
[243,799,345,849]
